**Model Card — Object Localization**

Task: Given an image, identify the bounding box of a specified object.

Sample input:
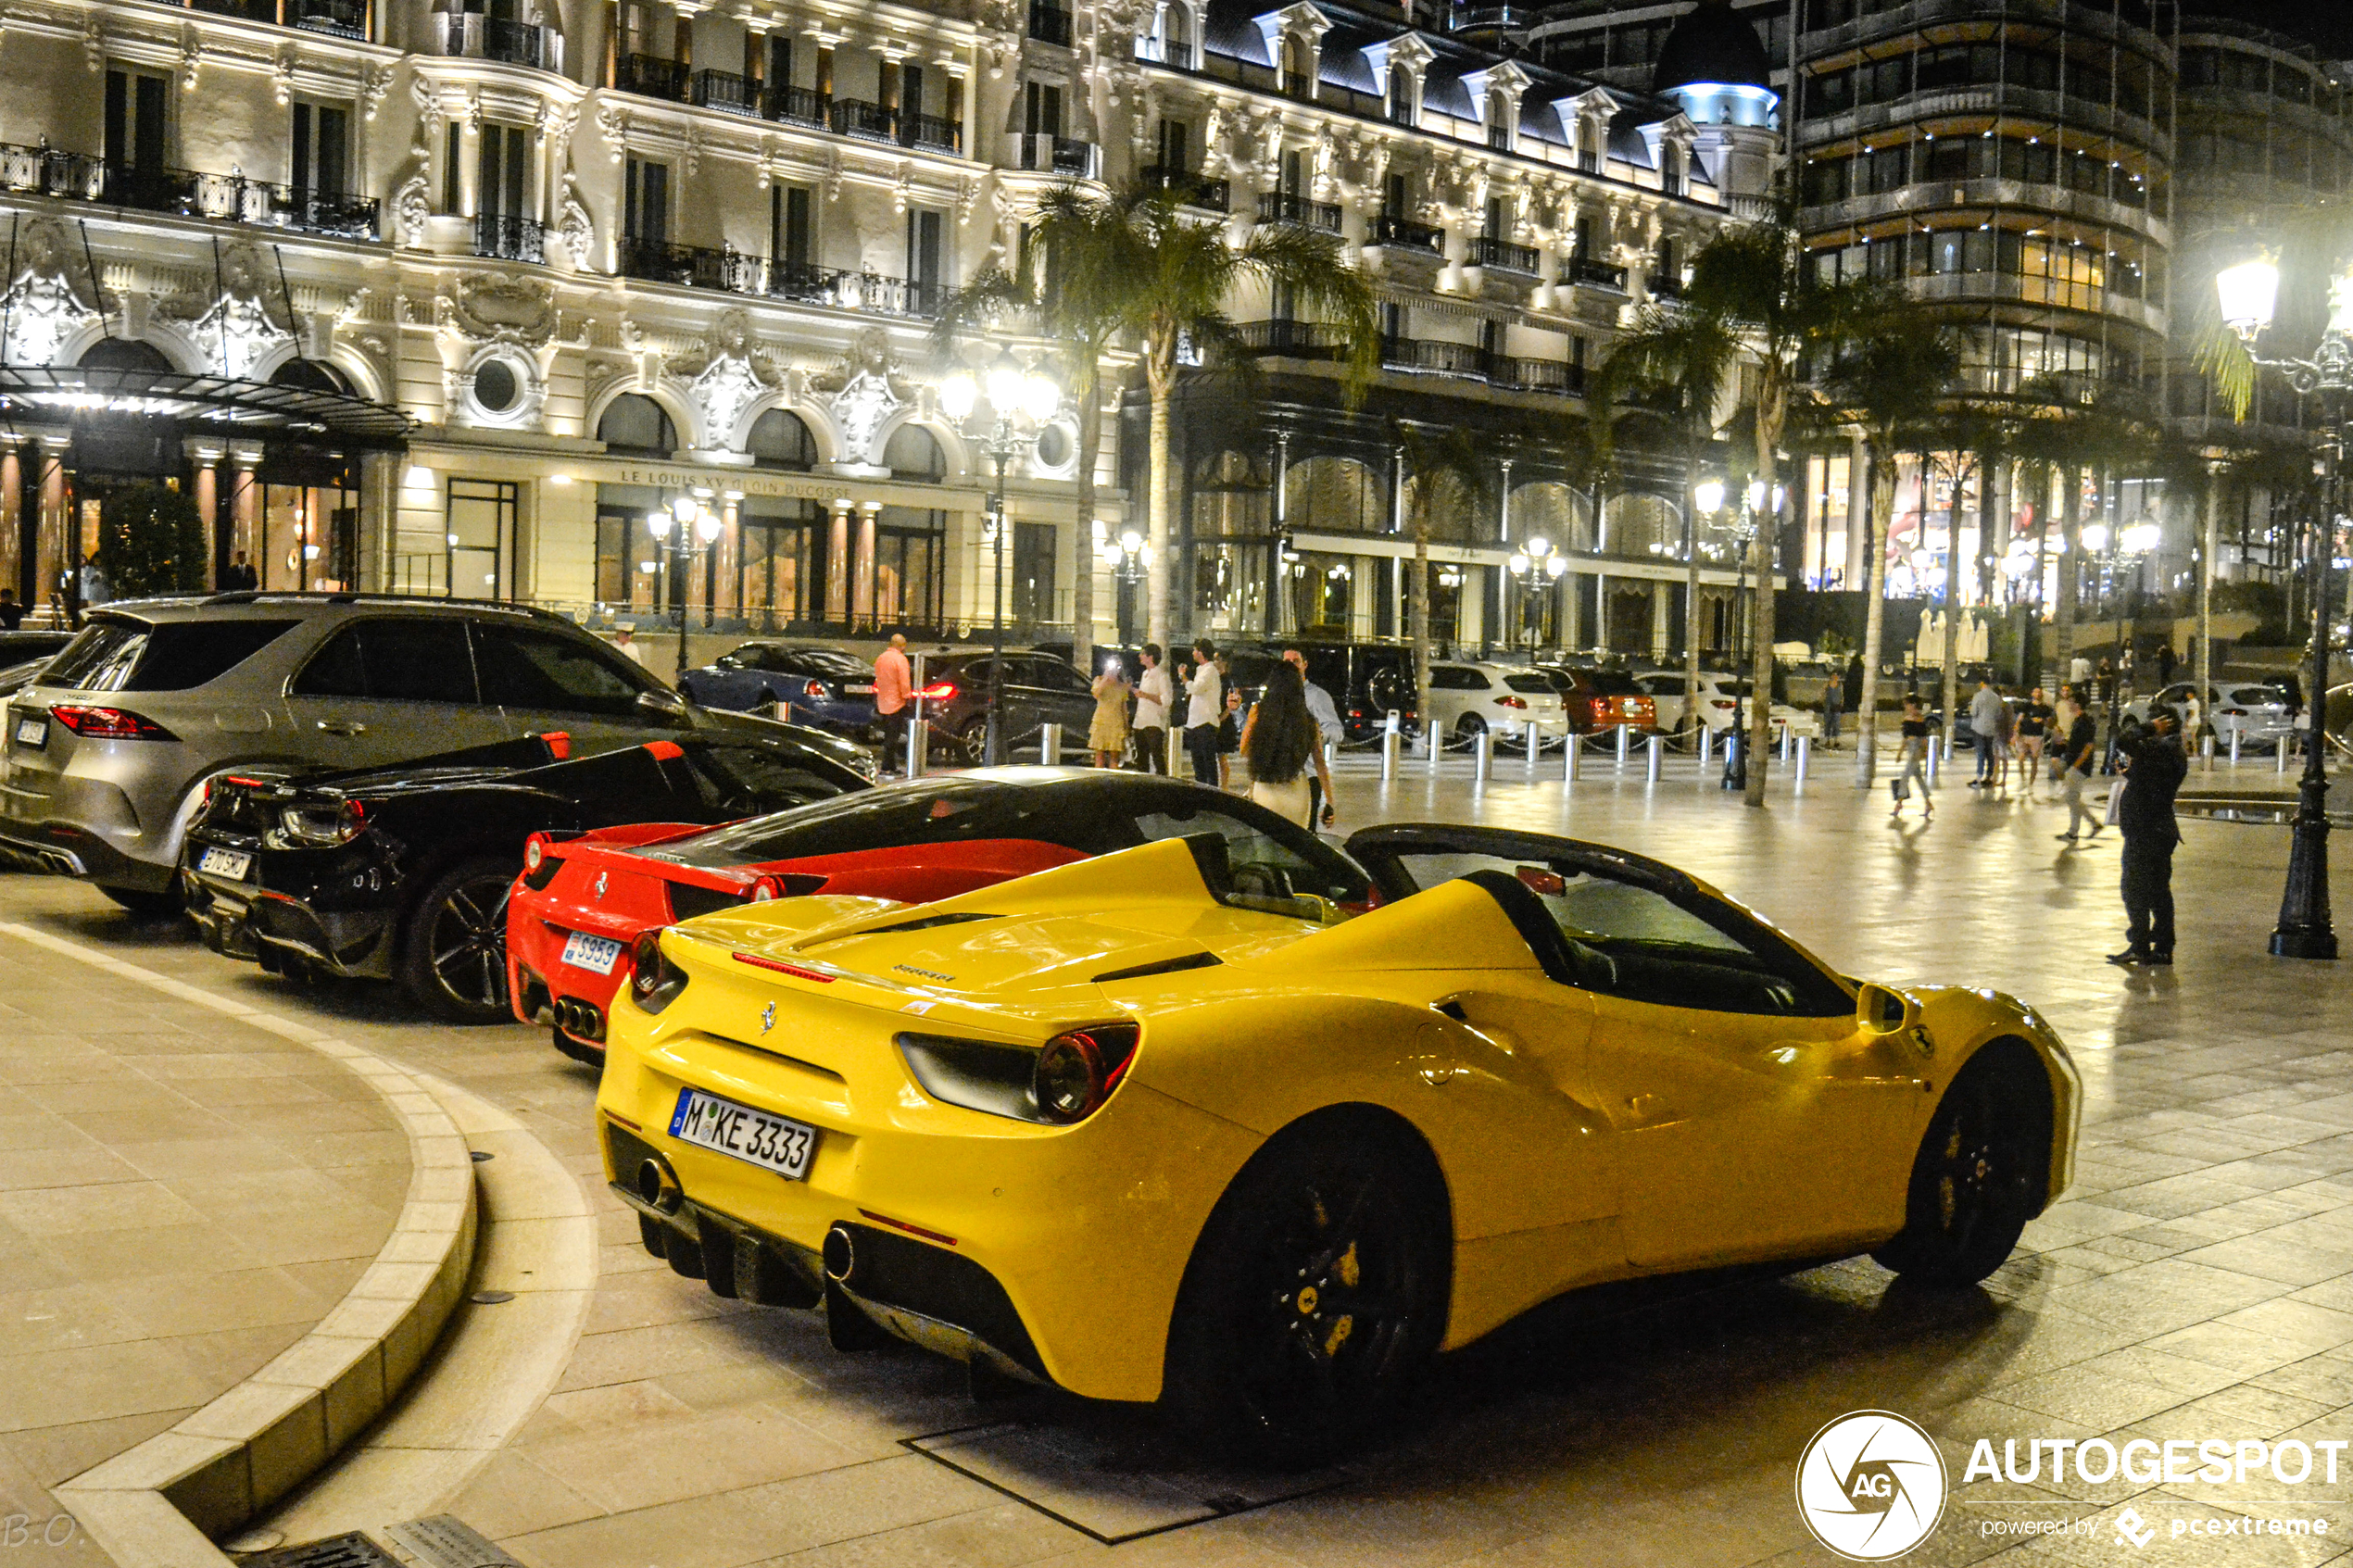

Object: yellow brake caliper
[1323,1242,1360,1357]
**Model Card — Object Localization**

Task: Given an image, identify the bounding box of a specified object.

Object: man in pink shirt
[874,633,913,775]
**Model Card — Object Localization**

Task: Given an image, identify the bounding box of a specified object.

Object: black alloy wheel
[401,858,518,1022]
[1453,713,1486,745]
[1165,1124,1446,1462]
[1874,1048,2049,1286]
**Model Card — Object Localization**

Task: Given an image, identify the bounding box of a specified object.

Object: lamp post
[2216,256,2338,960]
[1102,528,1151,646]
[1506,536,1564,655]
[645,490,723,684]
[940,358,1062,765]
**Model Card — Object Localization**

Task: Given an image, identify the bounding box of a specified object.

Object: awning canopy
[0,366,412,446]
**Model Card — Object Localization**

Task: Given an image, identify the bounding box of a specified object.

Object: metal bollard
[1426,722,1442,771]
[1565,733,1580,783]
[905,718,928,779]
[1038,722,1061,767]
[1926,742,1941,785]
[1380,727,1400,778]
[1167,724,1183,776]
[1645,733,1663,783]
[2229,729,2241,765]
[1698,725,1713,765]
[1526,721,1541,777]
[1616,724,1631,766]
[1795,734,1811,784]
[1779,725,1792,761]
[1472,726,1492,783]
[2280,734,2293,773]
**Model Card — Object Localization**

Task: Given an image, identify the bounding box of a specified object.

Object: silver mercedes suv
[0,593,875,912]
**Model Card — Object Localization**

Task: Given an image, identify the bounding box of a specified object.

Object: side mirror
[637,687,687,721]
[1856,982,1917,1036]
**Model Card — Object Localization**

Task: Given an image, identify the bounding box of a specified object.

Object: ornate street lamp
[941,358,1062,764]
[645,490,723,683]
[2215,256,2337,960]
[1506,536,1564,655]
[1101,528,1151,646]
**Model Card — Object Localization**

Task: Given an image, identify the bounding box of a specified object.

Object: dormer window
[1388,63,1415,124]
[1140,1,1196,69]
[1488,88,1514,151]
[1282,33,1315,99]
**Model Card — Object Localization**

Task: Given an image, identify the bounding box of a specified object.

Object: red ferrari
[506,767,1376,1065]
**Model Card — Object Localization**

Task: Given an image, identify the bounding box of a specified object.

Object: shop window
[738,502,819,626]
[1012,521,1055,626]
[875,507,944,625]
[447,478,518,599]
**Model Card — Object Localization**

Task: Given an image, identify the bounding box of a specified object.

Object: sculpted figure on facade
[0,222,96,367]
[673,309,777,450]
[811,327,910,464]
[170,244,293,379]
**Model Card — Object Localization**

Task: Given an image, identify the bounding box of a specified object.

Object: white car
[1636,671,1817,739]
[2123,682,2296,751]
[1423,661,1571,744]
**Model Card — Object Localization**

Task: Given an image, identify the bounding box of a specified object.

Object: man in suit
[2109,705,2186,967]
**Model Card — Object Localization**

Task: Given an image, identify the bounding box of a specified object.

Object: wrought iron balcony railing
[1468,235,1540,274]
[1257,190,1342,232]
[475,213,545,263]
[1369,214,1445,254]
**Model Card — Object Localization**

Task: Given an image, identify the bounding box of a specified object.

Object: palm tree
[1681,214,1876,805]
[1393,423,1495,745]
[930,184,1134,670]
[1816,312,1964,785]
[1596,306,1740,741]
[1106,185,1382,647]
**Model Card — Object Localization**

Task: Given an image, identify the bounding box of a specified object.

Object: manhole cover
[384,1515,523,1568]
[238,1534,400,1568]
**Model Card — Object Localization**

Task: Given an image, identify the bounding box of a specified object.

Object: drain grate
[237,1534,401,1568]
[384,1517,524,1568]
[904,1422,1355,1544]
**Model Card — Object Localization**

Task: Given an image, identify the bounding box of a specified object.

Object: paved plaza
[5,753,2353,1567]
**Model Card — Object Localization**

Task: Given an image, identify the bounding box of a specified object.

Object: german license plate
[670,1087,817,1181]
[197,847,252,880]
[12,717,44,748]
[561,930,623,974]
[845,684,875,696]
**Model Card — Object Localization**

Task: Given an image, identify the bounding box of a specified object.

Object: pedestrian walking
[1182,640,1222,785]
[1088,654,1131,769]
[873,633,912,776]
[2056,691,2102,842]
[2015,687,2053,799]
[1239,662,1331,830]
[1969,678,2006,790]
[1892,696,1933,818]
[2109,705,2186,966]
[1820,671,1843,751]
[1285,647,1343,826]
[1993,690,2017,789]
[1133,643,1171,773]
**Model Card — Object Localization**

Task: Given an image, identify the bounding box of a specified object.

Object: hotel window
[624,157,669,246]
[772,183,813,281]
[292,102,349,196]
[907,208,944,314]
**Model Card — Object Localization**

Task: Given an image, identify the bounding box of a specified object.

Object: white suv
[1422,662,1570,744]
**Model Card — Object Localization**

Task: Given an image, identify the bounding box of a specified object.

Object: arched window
[597,393,676,457]
[1511,481,1593,554]
[271,358,349,394]
[1284,457,1384,534]
[747,408,814,470]
[1163,4,1192,68]
[1388,65,1415,123]
[1604,491,1676,558]
[881,423,944,481]
[77,338,173,373]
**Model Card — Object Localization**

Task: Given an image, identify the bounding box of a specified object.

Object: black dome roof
[1652,0,1773,94]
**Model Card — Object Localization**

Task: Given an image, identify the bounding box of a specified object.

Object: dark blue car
[677,642,879,736]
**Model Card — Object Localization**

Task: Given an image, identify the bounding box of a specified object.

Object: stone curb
[0,925,480,1568]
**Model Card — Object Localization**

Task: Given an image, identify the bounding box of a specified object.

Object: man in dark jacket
[2110,705,2186,967]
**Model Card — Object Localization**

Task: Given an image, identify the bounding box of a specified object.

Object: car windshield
[42,617,300,693]
[2227,687,2277,707]
[652,777,1371,903]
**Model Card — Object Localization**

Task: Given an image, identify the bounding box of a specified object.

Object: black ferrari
[182,729,871,1020]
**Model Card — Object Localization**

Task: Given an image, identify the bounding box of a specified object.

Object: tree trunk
[1939,456,1962,762]
[2197,468,2217,744]
[1070,358,1100,670]
[1145,358,1175,650]
[2053,464,2081,698]
[1853,440,1898,785]
[1682,456,1702,739]
[1412,500,1431,754]
[1744,389,1785,808]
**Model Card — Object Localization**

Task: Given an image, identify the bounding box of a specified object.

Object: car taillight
[50,705,176,741]
[525,836,545,872]
[522,834,563,889]
[1710,700,1737,710]
[1033,1023,1142,1124]
[268,797,366,848]
[747,878,780,902]
[2221,708,2246,717]
[804,679,828,700]
[1494,696,1527,709]
[916,681,957,701]
[627,928,688,1013]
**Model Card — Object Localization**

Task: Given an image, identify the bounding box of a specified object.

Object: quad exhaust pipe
[553,997,606,1041]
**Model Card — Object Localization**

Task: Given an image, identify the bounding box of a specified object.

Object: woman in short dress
[1239,663,1330,828]
[1088,659,1131,769]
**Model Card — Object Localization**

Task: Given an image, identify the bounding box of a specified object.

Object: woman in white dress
[1239,662,1331,828]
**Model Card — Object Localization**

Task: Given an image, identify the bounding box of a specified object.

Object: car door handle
[316,720,368,736]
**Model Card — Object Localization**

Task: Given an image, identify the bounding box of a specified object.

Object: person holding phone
[1133,644,1171,773]
[1088,655,1131,769]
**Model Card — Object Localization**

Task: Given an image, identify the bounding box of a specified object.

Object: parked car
[2122,682,2296,752]
[1536,666,1656,734]
[599,821,2076,1452]
[0,593,871,916]
[905,650,1097,761]
[1653,673,1818,739]
[1285,641,1418,743]
[510,768,1371,1064]
[1421,661,1571,745]
[184,728,871,1021]
[678,642,880,734]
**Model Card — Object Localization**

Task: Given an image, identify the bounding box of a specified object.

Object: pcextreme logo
[1795,1411,1948,1562]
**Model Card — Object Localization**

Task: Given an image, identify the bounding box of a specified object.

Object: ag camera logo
[1796,1411,1947,1561]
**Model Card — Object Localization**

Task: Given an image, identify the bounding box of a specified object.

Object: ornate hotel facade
[0,0,1765,651]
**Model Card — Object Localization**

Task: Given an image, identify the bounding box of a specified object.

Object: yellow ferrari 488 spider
[595,821,2079,1455]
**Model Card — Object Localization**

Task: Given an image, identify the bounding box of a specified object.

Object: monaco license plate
[197,847,252,880]
[845,684,875,696]
[670,1087,817,1181]
[560,930,623,975]
[12,717,44,748]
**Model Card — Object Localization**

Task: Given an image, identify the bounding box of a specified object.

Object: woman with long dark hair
[1239,662,1333,828]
